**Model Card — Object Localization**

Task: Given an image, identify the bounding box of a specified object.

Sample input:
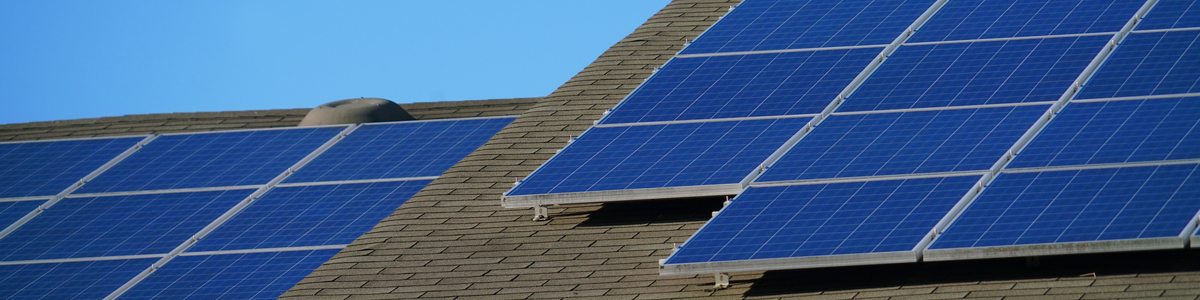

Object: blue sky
[0,1,670,123]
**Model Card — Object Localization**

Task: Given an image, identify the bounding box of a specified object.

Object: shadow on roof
[743,248,1200,297]
[573,196,726,227]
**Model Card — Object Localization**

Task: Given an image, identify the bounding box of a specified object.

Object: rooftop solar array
[0,116,513,298]
[0,136,142,198]
[489,0,1200,276]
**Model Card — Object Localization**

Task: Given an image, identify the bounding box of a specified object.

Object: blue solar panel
[286,118,512,183]
[0,258,155,299]
[0,137,140,198]
[679,0,931,54]
[0,190,251,261]
[122,250,337,300]
[930,164,1200,250]
[508,118,809,196]
[600,49,878,125]
[1012,98,1200,168]
[666,175,978,264]
[910,0,1140,42]
[191,181,429,251]
[0,200,43,229]
[758,105,1045,182]
[1076,31,1200,100]
[77,127,342,194]
[841,36,1108,112]
[1138,0,1200,30]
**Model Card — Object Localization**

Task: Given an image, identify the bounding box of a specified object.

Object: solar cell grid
[1011,97,1200,168]
[0,189,252,261]
[841,35,1108,112]
[1137,0,1200,30]
[910,0,1140,42]
[666,175,978,265]
[191,180,430,251]
[600,49,878,125]
[0,137,141,198]
[0,200,43,229]
[758,105,1046,182]
[1076,31,1200,100]
[508,118,809,197]
[77,127,343,194]
[122,250,337,300]
[286,118,513,183]
[0,258,156,300]
[930,164,1200,251]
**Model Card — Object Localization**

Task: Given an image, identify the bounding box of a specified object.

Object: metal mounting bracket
[532,206,548,221]
[714,273,730,289]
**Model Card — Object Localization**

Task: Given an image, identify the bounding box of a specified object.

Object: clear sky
[0,1,671,124]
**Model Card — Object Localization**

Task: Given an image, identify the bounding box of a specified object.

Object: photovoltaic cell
[1011,98,1200,168]
[0,200,43,229]
[666,175,978,264]
[0,137,140,198]
[286,118,513,183]
[0,258,155,300]
[679,0,931,54]
[122,250,338,300]
[910,0,1140,42]
[508,118,809,196]
[841,36,1107,112]
[758,105,1045,182]
[601,49,878,125]
[191,180,430,251]
[930,164,1200,250]
[1137,0,1200,30]
[0,189,251,261]
[1076,31,1200,100]
[77,127,343,194]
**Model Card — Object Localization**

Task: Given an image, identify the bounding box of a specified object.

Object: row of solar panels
[500,0,1200,276]
[0,116,513,299]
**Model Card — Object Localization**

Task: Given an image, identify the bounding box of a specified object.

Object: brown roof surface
[0,97,538,142]
[6,0,1198,299]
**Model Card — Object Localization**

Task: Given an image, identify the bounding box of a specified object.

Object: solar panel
[909,0,1140,43]
[0,200,43,230]
[1011,97,1200,168]
[77,127,343,194]
[662,175,978,274]
[926,164,1200,260]
[679,0,932,54]
[190,180,429,252]
[1076,31,1200,100]
[122,250,338,300]
[0,189,252,261]
[506,118,809,203]
[840,36,1108,112]
[0,258,155,299]
[757,105,1046,182]
[0,136,141,198]
[600,49,878,125]
[286,117,513,183]
[1137,0,1200,30]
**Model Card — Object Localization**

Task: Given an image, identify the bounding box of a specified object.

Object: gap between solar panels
[661,0,1178,285]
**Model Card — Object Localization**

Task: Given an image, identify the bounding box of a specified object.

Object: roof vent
[299,98,415,126]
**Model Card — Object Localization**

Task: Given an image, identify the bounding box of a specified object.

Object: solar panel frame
[1135,0,1200,30]
[661,175,980,275]
[908,0,1142,43]
[504,117,811,208]
[75,125,348,194]
[0,135,145,199]
[1075,30,1200,100]
[923,163,1200,261]
[0,258,157,300]
[0,200,45,230]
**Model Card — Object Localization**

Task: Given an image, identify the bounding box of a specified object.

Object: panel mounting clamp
[532,205,549,221]
[714,273,730,289]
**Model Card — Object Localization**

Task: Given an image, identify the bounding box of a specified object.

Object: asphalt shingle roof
[2,0,1197,299]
